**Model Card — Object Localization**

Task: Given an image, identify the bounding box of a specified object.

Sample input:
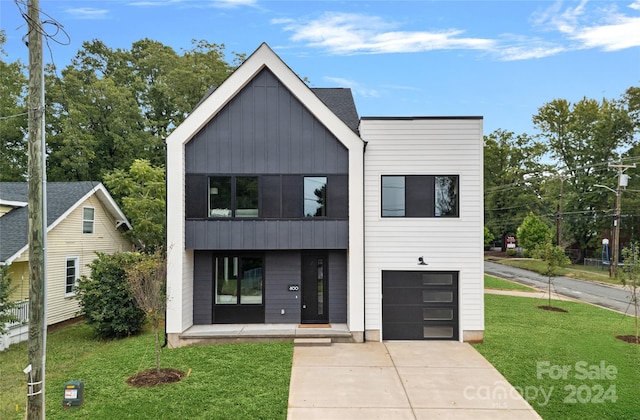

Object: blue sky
[1,0,639,135]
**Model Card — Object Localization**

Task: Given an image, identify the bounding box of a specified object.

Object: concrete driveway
[288,341,541,420]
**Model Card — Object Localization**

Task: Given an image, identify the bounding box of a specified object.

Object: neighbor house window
[214,256,263,305]
[65,257,79,296]
[208,176,258,218]
[304,176,327,217]
[381,175,459,218]
[82,207,95,233]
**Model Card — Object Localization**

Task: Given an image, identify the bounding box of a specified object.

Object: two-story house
[165,43,483,346]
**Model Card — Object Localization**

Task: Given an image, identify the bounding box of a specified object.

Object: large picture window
[215,256,263,305]
[381,175,459,218]
[208,176,258,218]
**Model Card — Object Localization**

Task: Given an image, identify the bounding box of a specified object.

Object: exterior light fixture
[418,257,428,266]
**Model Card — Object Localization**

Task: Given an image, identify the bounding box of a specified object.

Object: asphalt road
[484,261,636,315]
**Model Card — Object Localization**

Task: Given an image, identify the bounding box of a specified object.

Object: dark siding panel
[185,175,208,219]
[193,251,213,324]
[185,68,349,175]
[327,175,349,219]
[328,250,347,323]
[265,251,302,323]
[186,220,349,250]
[282,176,302,218]
[261,175,281,218]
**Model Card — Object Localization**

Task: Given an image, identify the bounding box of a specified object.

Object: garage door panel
[382,271,458,340]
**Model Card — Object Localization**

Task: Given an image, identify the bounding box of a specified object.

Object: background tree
[484,129,551,247]
[126,249,167,373]
[517,212,551,256]
[103,159,166,251]
[533,97,635,260]
[0,31,28,181]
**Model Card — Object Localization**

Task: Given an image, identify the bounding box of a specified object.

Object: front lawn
[484,274,537,291]
[475,294,640,419]
[0,323,293,419]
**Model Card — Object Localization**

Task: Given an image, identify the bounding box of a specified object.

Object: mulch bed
[126,368,184,387]
[615,335,640,345]
[538,305,568,313]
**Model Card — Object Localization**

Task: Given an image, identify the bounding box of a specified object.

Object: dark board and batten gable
[185,68,349,175]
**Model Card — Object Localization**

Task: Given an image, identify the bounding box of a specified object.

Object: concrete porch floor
[177,323,355,345]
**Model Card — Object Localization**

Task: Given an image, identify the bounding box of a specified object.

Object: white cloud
[65,7,109,19]
[276,12,495,56]
[323,76,379,98]
[535,0,640,51]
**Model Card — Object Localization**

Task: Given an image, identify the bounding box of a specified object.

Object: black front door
[301,254,328,323]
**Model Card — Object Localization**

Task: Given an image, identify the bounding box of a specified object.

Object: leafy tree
[126,249,167,373]
[0,265,19,336]
[76,252,145,339]
[533,97,635,260]
[0,31,28,181]
[531,234,571,309]
[618,243,640,344]
[484,129,551,246]
[484,227,494,249]
[517,212,551,256]
[103,159,165,251]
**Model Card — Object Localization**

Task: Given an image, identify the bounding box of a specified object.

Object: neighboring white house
[0,182,132,350]
[164,43,484,347]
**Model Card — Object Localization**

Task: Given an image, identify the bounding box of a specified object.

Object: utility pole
[556,175,565,246]
[608,162,635,277]
[26,0,47,418]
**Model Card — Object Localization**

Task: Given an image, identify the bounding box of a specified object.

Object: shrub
[506,248,518,257]
[517,212,550,256]
[76,252,145,339]
[0,265,19,336]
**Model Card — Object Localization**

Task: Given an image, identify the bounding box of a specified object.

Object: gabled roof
[166,42,364,150]
[0,182,131,264]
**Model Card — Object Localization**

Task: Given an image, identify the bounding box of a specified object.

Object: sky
[1,0,639,136]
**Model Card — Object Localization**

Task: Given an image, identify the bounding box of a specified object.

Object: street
[484,261,636,315]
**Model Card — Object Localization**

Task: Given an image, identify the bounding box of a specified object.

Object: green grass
[474,294,640,419]
[496,258,620,285]
[0,323,293,419]
[484,274,538,291]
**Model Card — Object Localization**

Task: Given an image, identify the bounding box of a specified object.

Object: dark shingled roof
[311,88,360,134]
[0,182,99,263]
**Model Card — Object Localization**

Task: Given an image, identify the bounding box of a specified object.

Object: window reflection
[304,177,327,217]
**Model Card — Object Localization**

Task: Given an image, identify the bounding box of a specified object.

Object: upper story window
[381,175,459,218]
[209,176,259,218]
[304,177,327,217]
[82,207,95,233]
[65,257,79,297]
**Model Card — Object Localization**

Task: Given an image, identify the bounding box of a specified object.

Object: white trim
[0,199,27,207]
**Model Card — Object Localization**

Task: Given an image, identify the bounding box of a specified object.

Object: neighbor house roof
[0,182,131,264]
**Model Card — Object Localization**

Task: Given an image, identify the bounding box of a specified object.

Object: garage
[382,271,458,340]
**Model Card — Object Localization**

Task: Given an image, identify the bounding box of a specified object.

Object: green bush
[76,252,145,339]
[506,248,518,257]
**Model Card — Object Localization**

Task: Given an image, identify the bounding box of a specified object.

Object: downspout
[362,138,368,341]
[162,137,168,348]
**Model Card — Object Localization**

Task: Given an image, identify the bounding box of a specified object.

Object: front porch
[170,323,356,347]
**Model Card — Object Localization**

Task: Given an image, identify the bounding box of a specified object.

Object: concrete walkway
[287,341,541,419]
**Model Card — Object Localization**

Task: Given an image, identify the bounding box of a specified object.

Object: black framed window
[381,175,459,218]
[208,176,258,218]
[214,256,263,305]
[304,176,327,217]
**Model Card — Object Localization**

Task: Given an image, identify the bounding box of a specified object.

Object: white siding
[361,118,484,340]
